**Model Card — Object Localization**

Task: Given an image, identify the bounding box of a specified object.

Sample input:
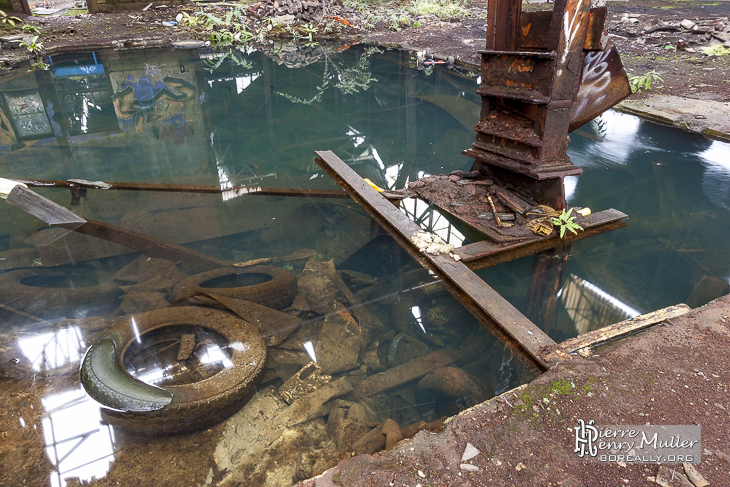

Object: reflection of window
[1,91,53,140]
[399,198,465,247]
[48,53,117,136]
[41,387,115,487]
[410,305,426,333]
[17,326,86,373]
[559,274,640,335]
[55,76,117,136]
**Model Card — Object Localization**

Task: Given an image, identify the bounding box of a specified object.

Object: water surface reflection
[0,45,728,486]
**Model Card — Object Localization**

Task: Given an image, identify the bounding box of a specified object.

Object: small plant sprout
[628,70,664,93]
[0,10,22,28]
[551,208,584,238]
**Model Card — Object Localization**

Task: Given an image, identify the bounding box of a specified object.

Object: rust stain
[522,22,531,37]
[508,59,535,74]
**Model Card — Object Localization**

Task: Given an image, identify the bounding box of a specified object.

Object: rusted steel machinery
[464,0,631,207]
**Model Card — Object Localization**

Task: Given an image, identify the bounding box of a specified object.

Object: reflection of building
[10,325,116,487]
[399,197,465,248]
[559,274,640,335]
[0,49,211,177]
[42,387,116,487]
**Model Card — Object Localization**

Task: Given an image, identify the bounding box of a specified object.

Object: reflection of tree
[203,48,253,73]
[276,46,381,105]
[590,114,607,138]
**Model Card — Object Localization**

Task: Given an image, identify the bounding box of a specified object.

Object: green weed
[628,69,664,93]
[551,208,583,238]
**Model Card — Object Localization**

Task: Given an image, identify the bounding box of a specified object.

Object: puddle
[0,44,728,486]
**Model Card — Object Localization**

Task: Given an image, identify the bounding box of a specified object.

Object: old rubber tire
[0,265,119,318]
[172,265,297,310]
[80,306,266,435]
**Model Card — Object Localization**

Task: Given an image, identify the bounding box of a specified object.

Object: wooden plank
[560,304,691,354]
[6,185,86,226]
[35,203,272,268]
[455,209,628,271]
[314,150,555,374]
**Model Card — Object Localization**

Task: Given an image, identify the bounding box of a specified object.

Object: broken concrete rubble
[274,376,354,427]
[314,302,363,375]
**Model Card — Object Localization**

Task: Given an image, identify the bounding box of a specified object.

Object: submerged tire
[172,265,298,310]
[80,306,266,435]
[0,265,119,318]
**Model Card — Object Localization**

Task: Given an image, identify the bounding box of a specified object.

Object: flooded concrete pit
[0,44,729,487]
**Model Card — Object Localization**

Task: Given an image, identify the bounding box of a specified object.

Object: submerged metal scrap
[410,231,461,261]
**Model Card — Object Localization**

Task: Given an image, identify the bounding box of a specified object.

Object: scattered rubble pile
[608,14,730,52]
[132,256,501,485]
[397,170,588,244]
[246,0,327,24]
[0,202,508,487]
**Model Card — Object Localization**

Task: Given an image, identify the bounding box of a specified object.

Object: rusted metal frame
[569,41,632,132]
[518,7,607,51]
[550,0,592,101]
[10,178,350,199]
[560,304,691,355]
[525,0,592,166]
[454,208,627,271]
[486,0,522,51]
[583,7,608,50]
[465,148,583,181]
[314,150,555,374]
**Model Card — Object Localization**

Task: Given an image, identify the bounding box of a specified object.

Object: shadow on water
[0,44,728,486]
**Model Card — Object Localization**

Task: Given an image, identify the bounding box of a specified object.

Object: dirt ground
[297,295,730,487]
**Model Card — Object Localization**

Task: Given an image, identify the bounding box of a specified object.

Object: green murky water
[0,44,728,486]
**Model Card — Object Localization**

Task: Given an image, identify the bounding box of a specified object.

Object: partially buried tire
[80,306,266,435]
[0,265,119,318]
[172,265,298,310]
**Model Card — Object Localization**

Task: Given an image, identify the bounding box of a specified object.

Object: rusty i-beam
[467,0,631,206]
[316,0,632,373]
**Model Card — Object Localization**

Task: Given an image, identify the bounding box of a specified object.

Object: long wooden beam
[560,304,691,355]
[455,209,628,270]
[314,150,555,374]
